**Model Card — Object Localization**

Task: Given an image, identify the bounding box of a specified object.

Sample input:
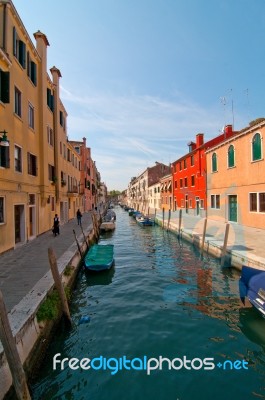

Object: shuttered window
[0,69,10,103]
[13,27,26,68]
[212,153,217,172]
[252,133,262,161]
[228,145,235,167]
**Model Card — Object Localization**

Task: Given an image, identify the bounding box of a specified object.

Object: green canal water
[32,207,265,400]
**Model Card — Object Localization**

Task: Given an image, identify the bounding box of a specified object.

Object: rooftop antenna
[220,96,227,126]
[244,88,250,122]
[229,88,235,129]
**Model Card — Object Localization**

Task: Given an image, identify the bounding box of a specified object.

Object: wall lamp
[0,130,10,147]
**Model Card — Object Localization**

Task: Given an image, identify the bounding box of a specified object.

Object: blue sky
[13,0,265,191]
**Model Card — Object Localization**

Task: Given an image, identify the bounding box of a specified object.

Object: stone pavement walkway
[0,212,93,312]
[154,210,265,270]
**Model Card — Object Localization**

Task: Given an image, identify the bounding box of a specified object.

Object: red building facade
[172,125,236,216]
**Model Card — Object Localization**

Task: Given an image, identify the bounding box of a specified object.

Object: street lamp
[0,130,9,147]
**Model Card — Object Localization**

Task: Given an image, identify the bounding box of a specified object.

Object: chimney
[224,125,233,138]
[196,133,204,148]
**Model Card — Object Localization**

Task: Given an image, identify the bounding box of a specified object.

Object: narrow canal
[32,207,265,400]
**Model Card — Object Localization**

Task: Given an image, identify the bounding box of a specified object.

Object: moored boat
[136,215,155,226]
[239,265,265,318]
[84,244,114,272]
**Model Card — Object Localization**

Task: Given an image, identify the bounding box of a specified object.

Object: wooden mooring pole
[178,209,182,238]
[220,223,230,267]
[200,218,207,256]
[162,207,165,229]
[0,290,31,400]
[73,229,83,258]
[167,209,171,231]
[48,248,72,326]
[80,224,89,250]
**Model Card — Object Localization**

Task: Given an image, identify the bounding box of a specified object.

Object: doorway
[228,195,237,222]
[14,205,25,244]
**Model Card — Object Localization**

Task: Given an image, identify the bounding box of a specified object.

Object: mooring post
[48,248,72,325]
[0,290,31,400]
[220,223,230,267]
[200,218,208,256]
[162,207,165,229]
[178,209,182,238]
[73,229,83,258]
[167,209,171,231]
[80,224,89,250]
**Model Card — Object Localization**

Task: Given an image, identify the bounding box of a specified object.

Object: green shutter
[0,146,10,168]
[19,41,26,68]
[31,61,37,85]
[252,133,261,161]
[212,153,217,172]
[13,27,17,56]
[228,145,234,167]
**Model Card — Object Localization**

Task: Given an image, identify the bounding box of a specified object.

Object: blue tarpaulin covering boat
[239,265,265,318]
[84,244,114,272]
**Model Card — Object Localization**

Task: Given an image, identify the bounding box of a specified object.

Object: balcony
[67,186,79,197]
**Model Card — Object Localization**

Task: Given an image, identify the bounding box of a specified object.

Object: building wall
[0,1,83,253]
[206,122,265,229]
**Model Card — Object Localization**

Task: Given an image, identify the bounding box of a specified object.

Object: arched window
[228,145,235,168]
[212,152,217,172]
[252,133,262,161]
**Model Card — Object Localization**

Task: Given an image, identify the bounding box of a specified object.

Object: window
[14,145,22,172]
[63,144,66,159]
[184,159,187,169]
[200,199,204,209]
[47,88,54,111]
[212,153,217,172]
[0,145,10,168]
[180,179,183,188]
[179,162,182,171]
[27,152,37,176]
[14,87,22,117]
[0,197,5,223]
[27,52,37,85]
[60,111,66,129]
[174,180,178,189]
[184,177,188,187]
[190,154,194,166]
[67,149,71,162]
[228,145,235,168]
[28,103,34,129]
[47,126,54,146]
[252,133,262,161]
[191,175,195,186]
[13,27,26,68]
[189,199,192,208]
[28,194,35,205]
[48,164,55,181]
[250,192,265,212]
[74,146,80,154]
[211,194,220,209]
[0,69,10,103]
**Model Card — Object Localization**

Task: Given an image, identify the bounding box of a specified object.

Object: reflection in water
[31,208,265,400]
[84,266,115,287]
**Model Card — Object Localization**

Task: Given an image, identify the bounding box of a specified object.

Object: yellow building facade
[0,1,83,253]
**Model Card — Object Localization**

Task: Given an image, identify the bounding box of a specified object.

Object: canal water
[32,207,265,400]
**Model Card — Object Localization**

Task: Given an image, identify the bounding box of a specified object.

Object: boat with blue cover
[84,244,114,272]
[239,265,265,318]
[136,215,155,226]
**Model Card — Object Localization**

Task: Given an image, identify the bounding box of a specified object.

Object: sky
[13,0,265,191]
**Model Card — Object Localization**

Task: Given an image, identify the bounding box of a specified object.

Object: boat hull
[84,244,114,272]
[239,265,265,318]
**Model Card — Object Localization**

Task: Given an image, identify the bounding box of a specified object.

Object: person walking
[53,214,60,236]
[77,209,82,225]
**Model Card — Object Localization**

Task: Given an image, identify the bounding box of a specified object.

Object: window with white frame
[200,199,204,209]
[14,145,22,172]
[249,192,265,212]
[0,197,4,223]
[210,194,220,209]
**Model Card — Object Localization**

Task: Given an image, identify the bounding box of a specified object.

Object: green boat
[84,244,114,272]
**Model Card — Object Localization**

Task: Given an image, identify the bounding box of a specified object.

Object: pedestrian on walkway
[77,209,82,225]
[53,214,60,236]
